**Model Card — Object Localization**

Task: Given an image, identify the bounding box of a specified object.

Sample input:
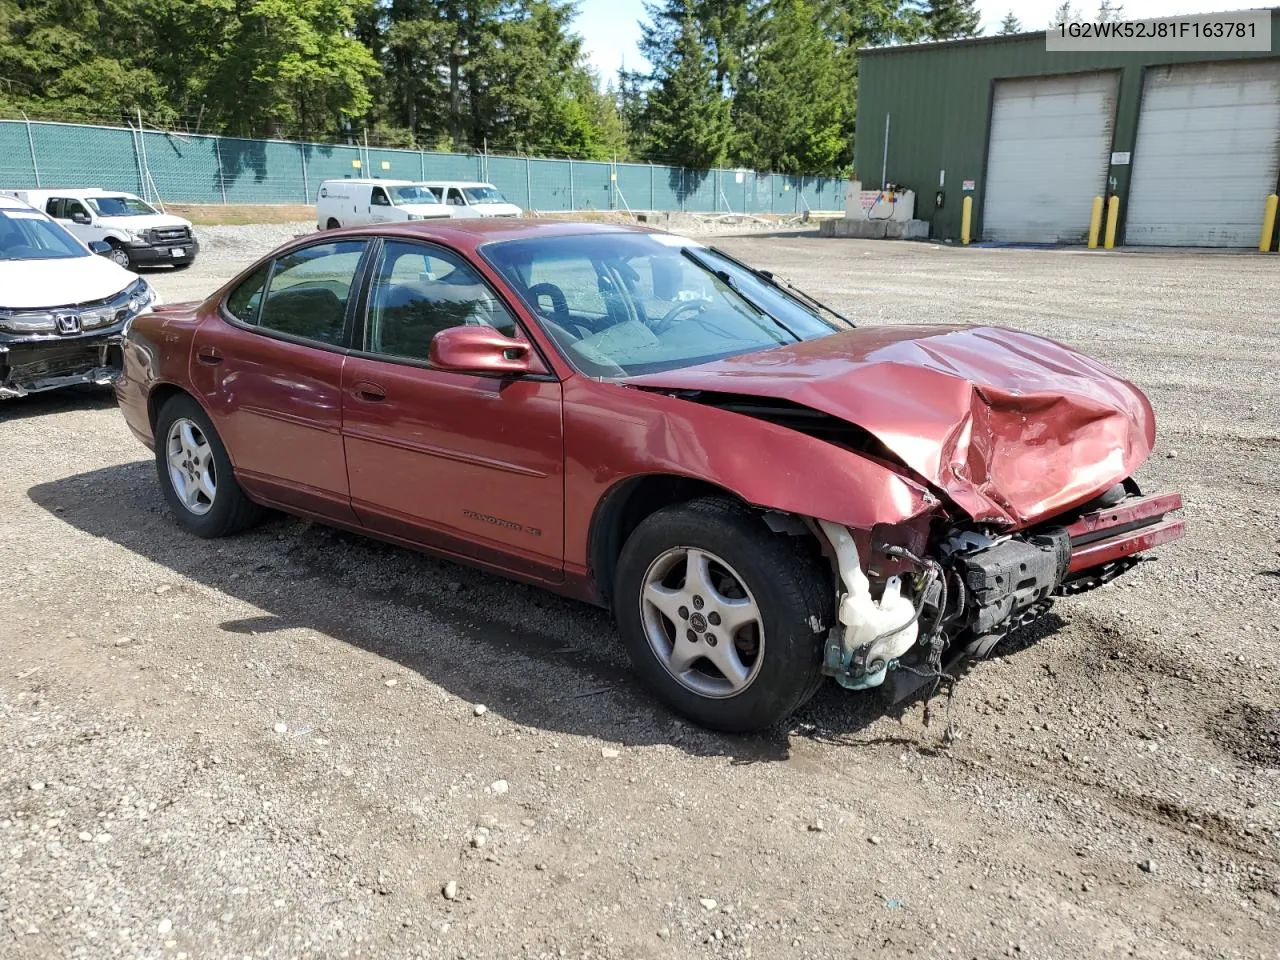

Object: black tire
[105,240,131,269]
[171,261,193,271]
[326,218,341,230]
[154,394,263,538]
[614,497,832,733]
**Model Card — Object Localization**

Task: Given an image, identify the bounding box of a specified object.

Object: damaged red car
[115,221,1184,732]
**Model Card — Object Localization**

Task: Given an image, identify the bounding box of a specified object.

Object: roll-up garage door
[1126,60,1280,247]
[982,72,1119,243]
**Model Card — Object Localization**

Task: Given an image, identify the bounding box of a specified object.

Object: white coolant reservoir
[818,521,920,689]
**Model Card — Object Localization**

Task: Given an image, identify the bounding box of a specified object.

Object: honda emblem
[54,313,81,335]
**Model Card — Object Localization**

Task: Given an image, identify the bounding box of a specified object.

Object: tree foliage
[997,10,1022,33]
[922,0,981,40]
[0,0,928,174]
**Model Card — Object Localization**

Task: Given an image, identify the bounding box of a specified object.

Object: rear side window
[225,265,269,324]
[46,199,64,218]
[258,241,366,344]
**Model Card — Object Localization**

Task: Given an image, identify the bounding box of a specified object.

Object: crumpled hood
[0,255,136,309]
[629,325,1156,527]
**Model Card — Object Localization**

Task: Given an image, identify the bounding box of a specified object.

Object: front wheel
[614,497,832,732]
[105,241,131,269]
[154,394,263,537]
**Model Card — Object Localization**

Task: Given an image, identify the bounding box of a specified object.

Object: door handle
[196,346,223,365]
[352,380,387,402]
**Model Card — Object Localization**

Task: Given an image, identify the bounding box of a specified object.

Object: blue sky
[574,0,1255,82]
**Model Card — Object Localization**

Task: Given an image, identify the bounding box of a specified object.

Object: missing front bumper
[0,336,123,398]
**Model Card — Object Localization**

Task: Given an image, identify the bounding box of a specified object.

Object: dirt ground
[1,232,1277,960]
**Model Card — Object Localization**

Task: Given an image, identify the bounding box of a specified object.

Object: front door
[341,238,565,582]
[189,238,370,523]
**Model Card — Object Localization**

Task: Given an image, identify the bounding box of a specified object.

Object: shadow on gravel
[29,461,1059,762]
[0,386,116,422]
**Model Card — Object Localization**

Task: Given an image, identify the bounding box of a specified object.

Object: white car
[420,181,523,218]
[316,179,453,230]
[0,195,157,399]
[0,188,197,270]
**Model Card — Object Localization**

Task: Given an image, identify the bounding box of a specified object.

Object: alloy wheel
[639,546,765,699]
[165,418,217,516]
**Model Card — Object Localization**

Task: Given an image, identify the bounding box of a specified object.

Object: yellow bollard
[960,195,972,245]
[1260,194,1278,252]
[1087,196,1104,248]
[1104,195,1120,249]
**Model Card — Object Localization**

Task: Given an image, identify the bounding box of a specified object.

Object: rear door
[341,238,565,582]
[189,239,372,522]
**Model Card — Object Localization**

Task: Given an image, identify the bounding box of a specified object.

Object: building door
[982,72,1119,243]
[1126,60,1280,247]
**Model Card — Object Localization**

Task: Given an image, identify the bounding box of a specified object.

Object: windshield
[390,185,441,205]
[482,232,836,377]
[464,186,508,205]
[87,195,156,217]
[0,209,87,261]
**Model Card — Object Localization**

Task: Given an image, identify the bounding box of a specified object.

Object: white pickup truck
[0,188,198,270]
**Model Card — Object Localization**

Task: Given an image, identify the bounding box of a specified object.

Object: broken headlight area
[818,520,1069,697]
[816,480,1184,701]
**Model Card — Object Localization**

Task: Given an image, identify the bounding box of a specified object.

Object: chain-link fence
[0,118,850,214]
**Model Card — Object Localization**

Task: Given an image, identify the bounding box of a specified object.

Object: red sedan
[115,221,1183,731]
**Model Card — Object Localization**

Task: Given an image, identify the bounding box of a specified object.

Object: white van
[316,179,453,230]
[0,188,197,270]
[419,181,523,219]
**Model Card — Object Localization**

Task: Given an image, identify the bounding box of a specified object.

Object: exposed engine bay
[813,481,1183,700]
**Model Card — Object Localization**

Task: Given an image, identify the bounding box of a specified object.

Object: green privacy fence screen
[0,119,850,214]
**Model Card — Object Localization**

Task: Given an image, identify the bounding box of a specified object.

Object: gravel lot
[1,227,1277,960]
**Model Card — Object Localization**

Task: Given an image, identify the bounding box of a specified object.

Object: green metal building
[854,13,1280,246]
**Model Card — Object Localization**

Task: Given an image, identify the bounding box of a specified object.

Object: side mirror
[429,325,544,376]
[88,240,112,256]
[71,212,91,225]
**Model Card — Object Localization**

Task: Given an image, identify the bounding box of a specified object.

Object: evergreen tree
[642,16,731,168]
[997,10,1022,33]
[735,0,847,173]
[1050,2,1077,26]
[923,0,981,39]
[1097,0,1123,23]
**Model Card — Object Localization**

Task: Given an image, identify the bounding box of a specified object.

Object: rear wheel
[325,218,341,230]
[154,394,262,537]
[614,497,832,732]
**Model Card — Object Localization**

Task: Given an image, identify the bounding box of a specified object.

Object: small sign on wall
[381,160,391,171]
[352,159,362,169]
[962,179,975,192]
[1111,152,1131,165]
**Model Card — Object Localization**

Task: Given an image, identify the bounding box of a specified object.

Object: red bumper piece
[1064,492,1185,574]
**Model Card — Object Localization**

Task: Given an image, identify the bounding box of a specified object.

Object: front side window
[364,240,516,363]
[482,232,836,377]
[389,185,440,205]
[0,209,88,261]
[244,241,366,344]
[371,187,391,207]
[86,196,155,217]
[463,186,507,205]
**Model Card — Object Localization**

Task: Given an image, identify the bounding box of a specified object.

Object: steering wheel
[527,282,570,325]
[652,299,706,335]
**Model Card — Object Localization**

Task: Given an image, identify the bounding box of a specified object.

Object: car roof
[321,178,416,187]
[418,181,494,188]
[0,195,35,210]
[323,218,666,251]
[16,188,129,198]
